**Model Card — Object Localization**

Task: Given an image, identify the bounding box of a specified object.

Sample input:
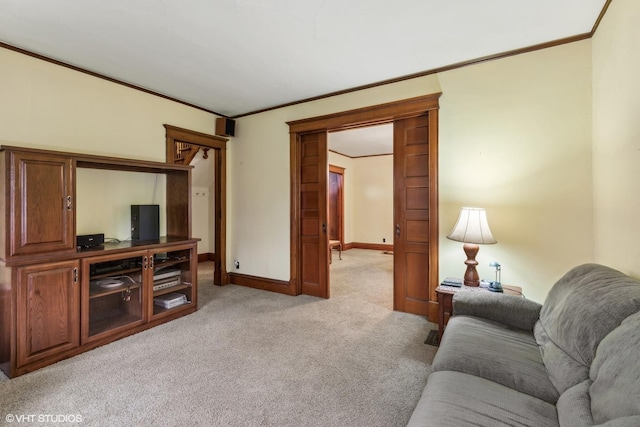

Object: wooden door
[17,260,80,368]
[10,151,75,257]
[328,165,344,243]
[393,113,436,316]
[298,132,329,298]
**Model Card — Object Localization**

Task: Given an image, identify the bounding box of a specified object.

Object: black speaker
[216,117,235,137]
[131,205,159,241]
[76,233,105,249]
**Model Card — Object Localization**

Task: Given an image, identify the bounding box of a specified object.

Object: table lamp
[446,207,497,287]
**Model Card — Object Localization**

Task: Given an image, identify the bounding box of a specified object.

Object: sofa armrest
[452,292,542,331]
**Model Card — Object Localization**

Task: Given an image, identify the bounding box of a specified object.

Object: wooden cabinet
[16,260,80,368]
[8,151,75,258]
[0,145,198,378]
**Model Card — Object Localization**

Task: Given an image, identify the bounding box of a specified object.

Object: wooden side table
[435,283,523,342]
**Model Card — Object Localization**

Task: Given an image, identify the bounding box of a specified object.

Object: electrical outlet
[234,260,240,269]
[383,238,386,243]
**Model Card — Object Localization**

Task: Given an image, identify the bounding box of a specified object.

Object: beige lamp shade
[446,207,497,245]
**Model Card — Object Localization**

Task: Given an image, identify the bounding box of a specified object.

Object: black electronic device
[488,281,504,293]
[216,117,235,137]
[131,204,160,241]
[77,233,105,249]
[89,258,138,276]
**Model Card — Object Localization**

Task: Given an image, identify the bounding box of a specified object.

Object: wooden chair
[329,240,342,263]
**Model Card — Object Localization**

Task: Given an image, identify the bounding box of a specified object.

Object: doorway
[328,129,393,308]
[164,124,228,286]
[288,94,441,321]
[328,165,344,245]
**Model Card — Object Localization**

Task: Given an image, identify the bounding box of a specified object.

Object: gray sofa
[408,264,640,426]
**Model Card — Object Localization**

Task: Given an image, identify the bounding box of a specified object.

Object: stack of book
[441,277,463,287]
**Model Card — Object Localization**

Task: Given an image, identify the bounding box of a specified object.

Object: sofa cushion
[538,264,640,372]
[432,315,559,403]
[589,311,640,424]
[407,371,559,427]
[556,380,594,427]
[595,417,640,426]
[534,320,590,396]
[453,291,542,331]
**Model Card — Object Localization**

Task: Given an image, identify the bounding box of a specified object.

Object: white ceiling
[0,0,607,118]
[329,124,393,158]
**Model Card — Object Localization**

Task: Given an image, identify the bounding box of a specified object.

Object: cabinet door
[149,244,197,319]
[82,251,146,344]
[10,151,75,257]
[17,260,80,367]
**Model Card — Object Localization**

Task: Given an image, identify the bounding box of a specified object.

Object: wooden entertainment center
[0,145,199,378]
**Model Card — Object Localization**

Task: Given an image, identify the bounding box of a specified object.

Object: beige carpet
[0,249,437,426]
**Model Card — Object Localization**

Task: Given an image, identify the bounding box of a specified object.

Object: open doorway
[327,124,394,309]
[190,153,215,261]
[164,124,228,286]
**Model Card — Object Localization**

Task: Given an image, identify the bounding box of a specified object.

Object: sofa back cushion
[536,264,640,395]
[539,264,640,365]
[589,311,640,424]
[534,321,590,395]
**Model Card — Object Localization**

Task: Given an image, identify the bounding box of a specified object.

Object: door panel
[394,114,432,315]
[17,260,80,367]
[11,152,75,257]
[299,132,329,298]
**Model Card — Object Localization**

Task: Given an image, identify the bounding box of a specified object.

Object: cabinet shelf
[90,267,141,281]
[153,282,192,297]
[89,282,142,299]
[154,258,189,270]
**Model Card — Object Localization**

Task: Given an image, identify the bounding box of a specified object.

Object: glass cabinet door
[150,245,196,318]
[82,252,146,343]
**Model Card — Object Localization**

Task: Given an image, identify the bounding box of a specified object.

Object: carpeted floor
[0,249,437,426]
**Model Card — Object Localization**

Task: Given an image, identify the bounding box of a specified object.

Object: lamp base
[462,243,480,287]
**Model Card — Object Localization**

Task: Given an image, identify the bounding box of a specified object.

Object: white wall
[437,40,593,303]
[592,0,640,275]
[328,152,394,246]
[352,155,394,245]
[0,47,219,242]
[76,169,166,240]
